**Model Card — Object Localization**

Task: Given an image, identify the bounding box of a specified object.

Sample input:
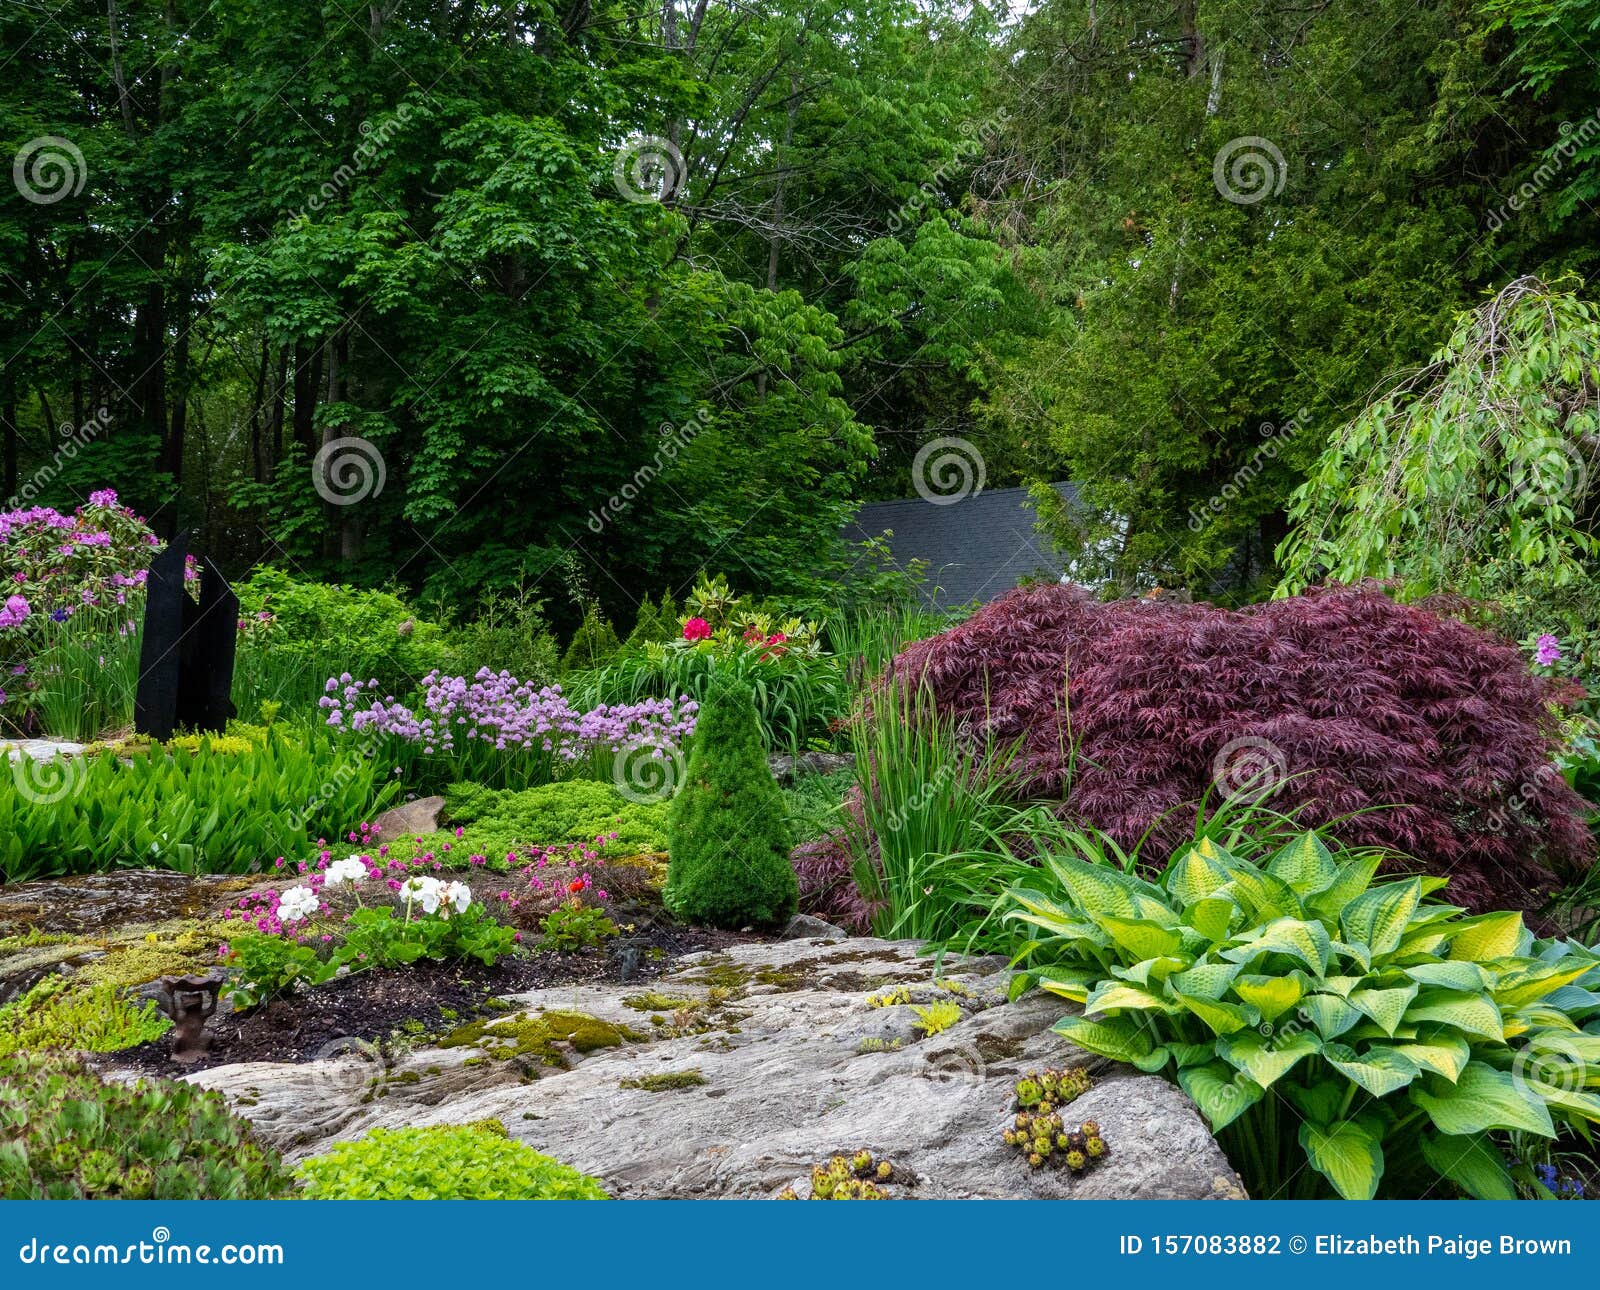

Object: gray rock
[766,751,854,784]
[175,937,1242,1199]
[782,913,847,940]
[370,795,446,839]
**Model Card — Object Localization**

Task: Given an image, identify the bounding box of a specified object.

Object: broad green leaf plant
[1004,829,1600,1199]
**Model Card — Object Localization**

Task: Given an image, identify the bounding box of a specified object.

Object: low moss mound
[619,1069,708,1091]
[438,1009,644,1066]
[0,976,170,1058]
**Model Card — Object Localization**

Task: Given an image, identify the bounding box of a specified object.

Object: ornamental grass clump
[893,582,1593,914]
[1004,827,1600,1199]
[664,679,798,929]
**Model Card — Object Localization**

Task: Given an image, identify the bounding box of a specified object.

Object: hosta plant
[1004,828,1600,1199]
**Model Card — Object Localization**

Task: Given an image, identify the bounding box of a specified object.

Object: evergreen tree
[560,604,621,673]
[665,681,797,929]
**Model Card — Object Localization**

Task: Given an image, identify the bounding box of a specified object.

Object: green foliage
[220,932,336,1009]
[443,584,560,688]
[538,904,620,952]
[0,975,171,1058]
[440,779,670,858]
[294,1123,608,1200]
[665,681,798,929]
[910,999,962,1037]
[0,1053,293,1199]
[561,603,622,673]
[236,569,456,695]
[1003,828,1600,1199]
[0,730,393,881]
[782,766,855,844]
[623,591,682,652]
[25,613,144,741]
[1279,278,1600,657]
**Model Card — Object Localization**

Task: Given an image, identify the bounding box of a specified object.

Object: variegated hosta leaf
[1348,983,1418,1037]
[1447,911,1528,963]
[1299,1119,1384,1200]
[1419,1131,1516,1200]
[1306,854,1383,922]
[1321,1041,1421,1097]
[1340,878,1422,958]
[1178,1060,1262,1132]
[1220,917,1331,976]
[1224,867,1305,922]
[1167,845,1237,906]
[1186,896,1239,943]
[1217,1027,1321,1088]
[1094,914,1184,961]
[1494,961,1598,1010]
[1170,987,1260,1036]
[1404,961,1489,992]
[1170,960,1240,1000]
[1410,1062,1555,1137]
[1299,993,1363,1040]
[1111,955,1192,986]
[1050,1013,1155,1064]
[1317,975,1363,998]
[1036,971,1098,1004]
[1265,832,1339,896]
[1084,980,1178,1015]
[1527,1079,1600,1125]
[1043,854,1167,922]
[1392,1031,1471,1082]
[1233,971,1306,1022]
[1405,989,1506,1043]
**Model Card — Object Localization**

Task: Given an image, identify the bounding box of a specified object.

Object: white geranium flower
[443,881,472,915]
[277,885,319,923]
[400,874,443,914]
[324,855,369,889]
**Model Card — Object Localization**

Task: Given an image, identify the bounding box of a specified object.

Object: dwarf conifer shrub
[892,584,1593,913]
[665,680,798,928]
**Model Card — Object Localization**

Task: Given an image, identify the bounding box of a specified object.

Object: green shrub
[0,728,394,881]
[0,975,171,1057]
[0,1053,293,1199]
[438,779,670,857]
[664,680,797,928]
[560,602,621,672]
[1004,828,1600,1199]
[294,1122,608,1199]
[623,590,681,651]
[444,585,560,687]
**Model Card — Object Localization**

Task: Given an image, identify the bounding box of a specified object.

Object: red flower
[567,879,584,894]
[682,617,711,641]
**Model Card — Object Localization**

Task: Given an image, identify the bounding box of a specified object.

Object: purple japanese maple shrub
[889,583,1593,913]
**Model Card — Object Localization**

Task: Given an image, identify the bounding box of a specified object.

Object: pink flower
[682,617,712,641]
[1535,633,1562,667]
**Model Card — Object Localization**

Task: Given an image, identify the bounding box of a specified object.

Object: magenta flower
[1535,634,1562,667]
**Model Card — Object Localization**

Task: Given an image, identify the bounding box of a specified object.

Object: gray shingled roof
[843,482,1080,608]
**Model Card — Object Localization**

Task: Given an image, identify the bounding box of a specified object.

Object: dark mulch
[110,923,759,1077]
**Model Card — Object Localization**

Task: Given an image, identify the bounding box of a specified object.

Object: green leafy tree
[665,680,798,928]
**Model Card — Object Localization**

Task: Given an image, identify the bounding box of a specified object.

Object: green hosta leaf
[1299,1119,1384,1200]
[1392,1032,1471,1082]
[1448,912,1527,963]
[1170,1042,1219,1069]
[1168,845,1237,906]
[1132,1046,1173,1073]
[1129,892,1184,924]
[1321,1042,1421,1098]
[1096,915,1184,961]
[1317,976,1363,998]
[1112,956,1191,986]
[1419,1131,1516,1200]
[1171,988,1260,1036]
[1234,972,1306,1022]
[1349,984,1418,1037]
[1266,832,1339,896]
[1411,1062,1555,1137]
[1340,879,1422,958]
[1085,981,1178,1015]
[1330,940,1372,972]
[1528,1079,1600,1125]
[1405,989,1505,1043]
[1186,896,1238,943]
[1221,917,1331,976]
[1404,961,1489,992]
[1225,868,1304,922]
[1037,972,1097,1005]
[1043,854,1163,922]
[1494,962,1597,1010]
[1307,854,1383,921]
[1051,1014,1155,1065]
[1178,1061,1262,1132]
[1300,993,1363,1040]
[1169,961,1240,1000]
[1395,928,1452,957]
[1217,1028,1321,1088]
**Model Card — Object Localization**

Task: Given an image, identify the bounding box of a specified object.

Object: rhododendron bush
[888,584,1594,913]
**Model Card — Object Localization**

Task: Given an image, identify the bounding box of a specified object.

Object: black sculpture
[134,532,238,740]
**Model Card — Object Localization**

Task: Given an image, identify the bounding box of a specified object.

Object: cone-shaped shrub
[665,679,797,928]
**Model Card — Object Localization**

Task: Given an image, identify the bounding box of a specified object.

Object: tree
[664,679,797,929]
